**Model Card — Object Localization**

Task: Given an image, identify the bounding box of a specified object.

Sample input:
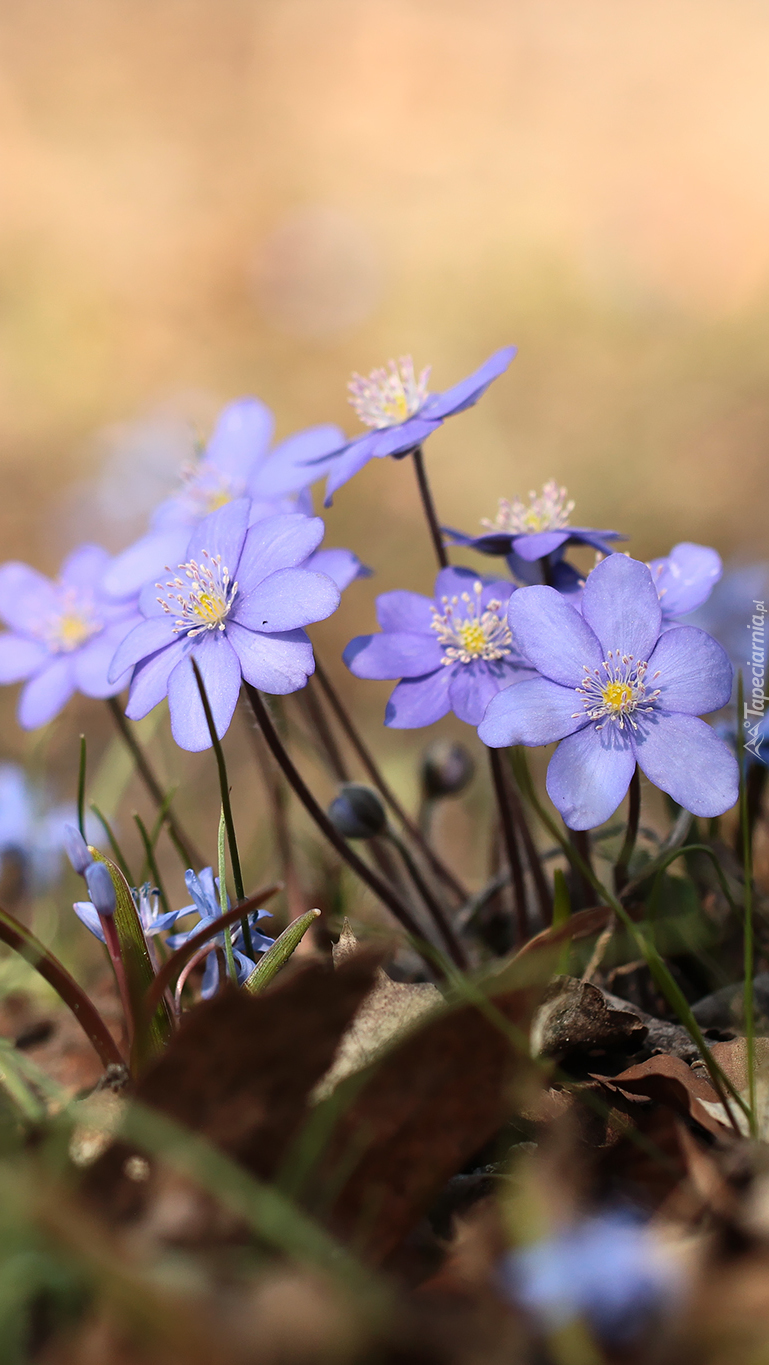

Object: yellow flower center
[457,620,488,657]
[430,581,513,665]
[602,681,633,712]
[348,356,431,430]
[157,552,238,636]
[56,612,95,651]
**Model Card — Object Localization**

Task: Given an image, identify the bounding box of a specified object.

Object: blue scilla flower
[445,480,625,575]
[319,348,517,505]
[0,546,141,730]
[500,1211,686,1345]
[108,499,341,752]
[102,397,359,600]
[479,553,738,830]
[166,867,274,998]
[343,566,533,728]
[74,879,187,945]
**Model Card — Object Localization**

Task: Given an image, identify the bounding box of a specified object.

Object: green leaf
[244,910,321,994]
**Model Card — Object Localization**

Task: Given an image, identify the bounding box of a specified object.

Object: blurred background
[0,0,767,961]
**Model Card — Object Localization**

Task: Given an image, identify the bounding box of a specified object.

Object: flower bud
[328,784,387,839]
[63,823,94,876]
[85,861,116,918]
[420,741,475,800]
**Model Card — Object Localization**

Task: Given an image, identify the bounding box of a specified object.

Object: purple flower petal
[237,513,326,586]
[205,397,274,477]
[434,565,486,601]
[581,555,662,661]
[0,563,57,633]
[166,632,242,751]
[183,498,251,574]
[59,545,110,589]
[649,542,722,618]
[250,423,346,498]
[375,590,434,633]
[323,438,380,505]
[233,567,339,633]
[304,547,370,592]
[73,901,106,943]
[420,346,517,419]
[448,660,510,726]
[366,417,441,457]
[73,632,128,698]
[344,631,442,680]
[0,634,49,683]
[384,668,452,728]
[102,529,191,599]
[512,530,572,562]
[226,621,315,693]
[648,626,732,715]
[109,615,179,682]
[508,586,603,686]
[18,658,76,729]
[126,636,194,719]
[478,676,585,747]
[633,712,739,816]
[546,724,636,830]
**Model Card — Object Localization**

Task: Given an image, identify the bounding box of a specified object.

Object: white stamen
[482,479,574,536]
[573,650,661,731]
[348,356,430,430]
[157,551,237,636]
[430,580,513,665]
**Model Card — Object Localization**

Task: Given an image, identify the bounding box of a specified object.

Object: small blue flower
[167,867,274,999]
[108,499,341,752]
[74,878,202,946]
[648,541,722,623]
[0,546,142,730]
[319,348,517,505]
[343,566,533,728]
[444,480,624,571]
[500,1211,685,1344]
[102,397,353,599]
[479,553,738,829]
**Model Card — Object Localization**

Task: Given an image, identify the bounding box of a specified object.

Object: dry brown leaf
[594,1053,731,1139]
[530,974,647,1060]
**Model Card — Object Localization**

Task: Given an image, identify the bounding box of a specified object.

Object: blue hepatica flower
[343,566,533,728]
[445,481,625,576]
[0,546,141,730]
[648,541,722,624]
[166,867,274,999]
[74,879,187,945]
[500,1211,686,1345]
[320,348,517,505]
[108,499,340,751]
[478,553,738,829]
[102,397,362,599]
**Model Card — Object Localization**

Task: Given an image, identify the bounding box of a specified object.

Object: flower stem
[312,661,469,903]
[106,698,204,871]
[244,683,448,973]
[487,747,528,943]
[613,765,640,894]
[218,807,239,986]
[190,661,252,957]
[412,444,448,569]
[385,827,468,968]
[77,734,87,838]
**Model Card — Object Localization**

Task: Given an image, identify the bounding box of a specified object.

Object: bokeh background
[0,0,768,947]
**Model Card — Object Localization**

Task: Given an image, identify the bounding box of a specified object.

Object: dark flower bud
[421,741,475,800]
[85,862,116,918]
[328,784,387,839]
[64,824,94,876]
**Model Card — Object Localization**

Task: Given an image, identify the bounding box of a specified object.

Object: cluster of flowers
[0,344,756,835]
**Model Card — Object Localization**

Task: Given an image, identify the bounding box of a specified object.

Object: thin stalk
[0,902,125,1070]
[90,802,135,885]
[510,746,750,1135]
[133,813,171,918]
[614,765,641,894]
[77,735,87,838]
[570,829,594,908]
[502,754,552,924]
[298,683,350,782]
[191,661,252,956]
[218,807,238,985]
[487,747,528,943]
[148,785,178,849]
[106,697,203,870]
[313,661,469,902]
[245,683,442,971]
[385,827,468,968]
[412,444,448,569]
[243,698,307,922]
[738,672,757,1135]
